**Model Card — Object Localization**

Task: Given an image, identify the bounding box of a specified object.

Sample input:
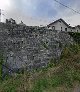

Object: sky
[0,0,80,26]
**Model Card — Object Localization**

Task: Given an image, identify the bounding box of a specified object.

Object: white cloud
[0,0,80,26]
[52,0,80,26]
[0,0,11,9]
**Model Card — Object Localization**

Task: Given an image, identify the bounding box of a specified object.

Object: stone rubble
[0,22,73,74]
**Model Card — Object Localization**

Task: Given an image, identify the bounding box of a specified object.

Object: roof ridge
[48,18,71,28]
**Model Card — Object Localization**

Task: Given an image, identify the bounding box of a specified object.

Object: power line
[54,0,80,15]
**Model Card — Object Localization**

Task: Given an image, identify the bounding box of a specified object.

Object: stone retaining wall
[0,24,73,74]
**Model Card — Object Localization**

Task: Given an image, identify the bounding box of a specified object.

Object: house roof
[77,25,80,29]
[71,27,75,29]
[48,18,70,28]
[47,18,80,30]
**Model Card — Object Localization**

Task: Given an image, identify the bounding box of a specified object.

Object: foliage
[68,32,80,44]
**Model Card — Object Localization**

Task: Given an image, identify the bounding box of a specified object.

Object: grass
[1,77,22,92]
[0,44,80,92]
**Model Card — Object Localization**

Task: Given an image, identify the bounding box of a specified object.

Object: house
[47,18,80,32]
[75,25,80,32]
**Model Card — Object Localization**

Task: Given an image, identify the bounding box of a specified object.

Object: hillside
[0,22,80,91]
[0,44,80,92]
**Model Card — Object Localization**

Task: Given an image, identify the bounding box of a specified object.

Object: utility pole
[0,9,4,22]
[0,9,1,22]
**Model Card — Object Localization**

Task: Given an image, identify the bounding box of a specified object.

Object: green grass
[32,78,49,92]
[0,74,25,92]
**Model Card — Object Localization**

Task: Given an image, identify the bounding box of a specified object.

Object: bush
[68,32,80,44]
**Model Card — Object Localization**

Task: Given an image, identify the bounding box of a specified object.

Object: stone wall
[0,23,73,74]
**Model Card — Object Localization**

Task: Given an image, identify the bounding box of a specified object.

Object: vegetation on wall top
[68,32,80,44]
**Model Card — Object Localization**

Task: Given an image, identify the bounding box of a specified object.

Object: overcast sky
[0,0,80,26]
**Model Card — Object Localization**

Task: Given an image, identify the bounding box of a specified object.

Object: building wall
[48,21,80,32]
[70,27,80,32]
[75,27,80,32]
[49,21,71,32]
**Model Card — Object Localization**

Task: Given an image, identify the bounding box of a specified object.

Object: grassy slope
[0,44,80,92]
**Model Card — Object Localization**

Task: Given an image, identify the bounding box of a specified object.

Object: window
[52,26,55,30]
[65,28,67,31]
[77,30,78,32]
[61,27,62,31]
